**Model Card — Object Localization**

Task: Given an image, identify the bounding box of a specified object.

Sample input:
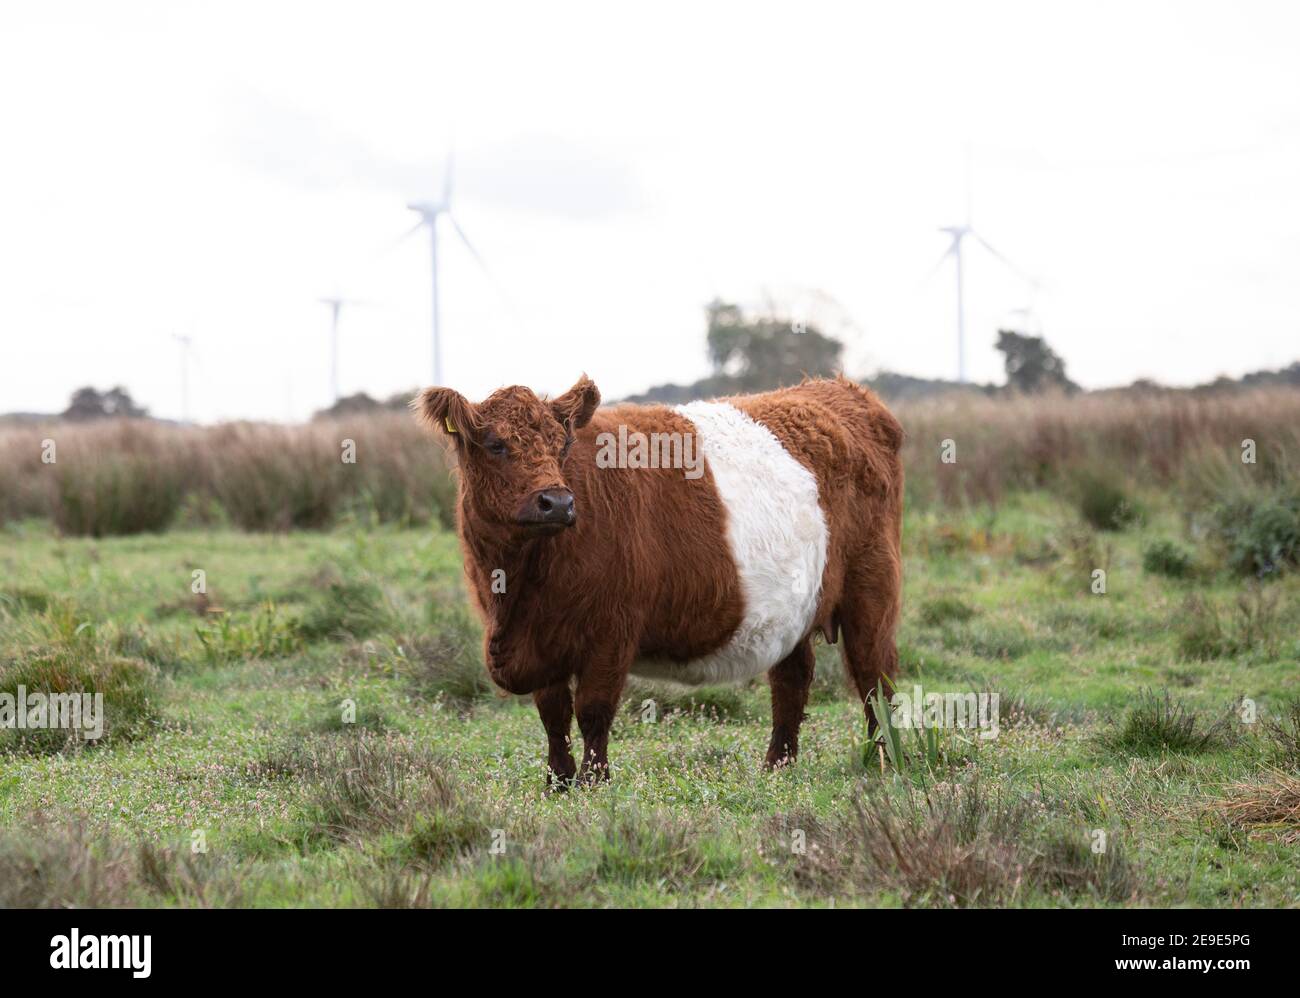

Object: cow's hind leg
[765,638,815,769]
[534,681,577,791]
[839,552,902,735]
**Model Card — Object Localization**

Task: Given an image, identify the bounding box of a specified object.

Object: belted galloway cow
[415,375,903,786]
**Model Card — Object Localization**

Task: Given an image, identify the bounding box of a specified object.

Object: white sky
[2,1,1298,422]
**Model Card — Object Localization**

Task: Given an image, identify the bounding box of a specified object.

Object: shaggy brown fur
[415,375,903,786]
[729,379,904,765]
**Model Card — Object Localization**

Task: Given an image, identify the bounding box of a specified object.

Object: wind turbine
[931,154,1039,382]
[406,153,501,386]
[317,295,365,404]
[172,334,193,423]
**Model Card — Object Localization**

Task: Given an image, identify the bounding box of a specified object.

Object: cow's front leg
[533,681,576,791]
[575,659,629,785]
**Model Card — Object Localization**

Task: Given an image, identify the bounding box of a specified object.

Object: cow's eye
[486,439,508,457]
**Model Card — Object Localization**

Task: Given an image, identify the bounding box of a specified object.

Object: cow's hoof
[764,734,798,771]
[545,759,577,794]
[576,765,610,787]
[544,777,574,796]
[763,752,796,772]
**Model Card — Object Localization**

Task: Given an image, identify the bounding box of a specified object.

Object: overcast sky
[2,1,1298,422]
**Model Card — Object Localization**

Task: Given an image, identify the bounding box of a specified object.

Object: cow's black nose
[522,488,576,526]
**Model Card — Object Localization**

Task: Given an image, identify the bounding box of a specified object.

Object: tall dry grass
[896,387,1299,509]
[0,412,457,536]
[0,387,1295,536]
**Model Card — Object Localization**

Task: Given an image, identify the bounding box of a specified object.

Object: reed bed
[896,387,1298,509]
[0,412,457,535]
[0,387,1295,536]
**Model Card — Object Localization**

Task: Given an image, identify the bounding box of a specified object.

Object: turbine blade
[918,242,957,292]
[449,213,526,327]
[370,218,426,262]
[449,214,495,282]
[971,231,1040,289]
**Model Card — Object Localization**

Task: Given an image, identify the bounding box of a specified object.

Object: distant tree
[1238,360,1300,390]
[624,299,847,403]
[313,390,422,421]
[705,299,842,391]
[867,370,993,402]
[383,389,420,411]
[313,392,380,420]
[62,386,149,421]
[995,330,1078,395]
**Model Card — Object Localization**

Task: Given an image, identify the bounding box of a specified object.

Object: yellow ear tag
[444,417,458,434]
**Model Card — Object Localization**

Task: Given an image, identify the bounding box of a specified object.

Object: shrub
[1077,474,1141,531]
[1211,489,1300,578]
[194,602,302,666]
[1142,538,1195,578]
[0,602,163,754]
[1059,528,1113,589]
[0,651,161,754]
[1099,689,1234,755]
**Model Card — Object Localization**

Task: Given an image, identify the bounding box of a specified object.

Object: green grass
[1,493,1299,907]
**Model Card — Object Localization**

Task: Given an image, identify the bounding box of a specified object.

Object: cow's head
[414,375,600,539]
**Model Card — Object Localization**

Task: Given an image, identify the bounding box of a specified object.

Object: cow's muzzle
[517,488,576,528]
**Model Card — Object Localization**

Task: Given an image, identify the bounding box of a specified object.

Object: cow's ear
[551,375,600,431]
[412,387,480,444]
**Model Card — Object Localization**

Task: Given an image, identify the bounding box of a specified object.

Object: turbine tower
[406,153,500,386]
[172,334,193,423]
[936,224,972,383]
[317,295,357,404]
[933,202,1039,383]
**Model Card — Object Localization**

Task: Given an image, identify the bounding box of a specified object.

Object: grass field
[2,486,1298,907]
